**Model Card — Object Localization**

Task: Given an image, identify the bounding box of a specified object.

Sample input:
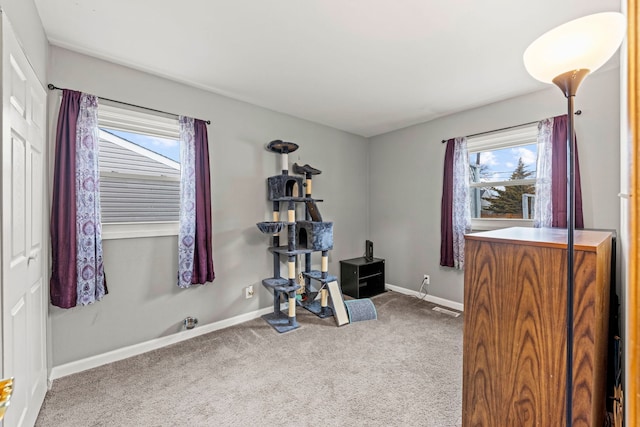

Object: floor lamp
[523,12,625,426]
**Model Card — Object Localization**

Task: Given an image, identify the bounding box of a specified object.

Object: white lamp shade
[523,12,626,83]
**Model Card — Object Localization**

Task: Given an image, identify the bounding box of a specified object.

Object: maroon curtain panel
[551,114,584,229]
[191,119,215,284]
[50,90,81,308]
[440,138,455,267]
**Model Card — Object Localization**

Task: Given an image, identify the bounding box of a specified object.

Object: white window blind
[467,123,538,152]
[98,103,179,140]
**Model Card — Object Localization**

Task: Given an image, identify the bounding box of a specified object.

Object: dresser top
[465,227,612,252]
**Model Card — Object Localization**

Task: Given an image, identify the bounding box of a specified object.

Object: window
[97,103,181,239]
[467,123,539,230]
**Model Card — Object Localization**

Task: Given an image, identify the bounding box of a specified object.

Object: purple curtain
[440,138,455,267]
[551,115,584,228]
[50,90,107,308]
[191,119,215,284]
[50,90,81,308]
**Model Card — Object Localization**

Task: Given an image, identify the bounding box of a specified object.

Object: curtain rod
[440,110,581,143]
[47,84,211,125]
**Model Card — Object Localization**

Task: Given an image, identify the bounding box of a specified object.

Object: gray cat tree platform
[256,140,348,333]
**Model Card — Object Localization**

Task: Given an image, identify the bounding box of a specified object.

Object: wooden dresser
[462,227,612,427]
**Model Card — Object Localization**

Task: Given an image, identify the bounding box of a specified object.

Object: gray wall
[45,46,622,367]
[369,67,621,305]
[48,47,369,366]
[0,0,48,83]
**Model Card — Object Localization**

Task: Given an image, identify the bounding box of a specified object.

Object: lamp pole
[551,68,588,427]
[523,11,625,427]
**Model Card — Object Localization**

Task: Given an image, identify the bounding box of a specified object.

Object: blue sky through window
[103,128,180,162]
[469,143,537,182]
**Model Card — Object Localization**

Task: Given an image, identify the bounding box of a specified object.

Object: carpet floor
[35,291,463,426]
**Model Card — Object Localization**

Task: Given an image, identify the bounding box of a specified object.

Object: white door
[1,14,47,427]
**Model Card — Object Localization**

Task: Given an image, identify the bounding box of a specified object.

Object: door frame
[627,1,639,426]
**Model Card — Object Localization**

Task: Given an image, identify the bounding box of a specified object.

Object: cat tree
[256,140,345,333]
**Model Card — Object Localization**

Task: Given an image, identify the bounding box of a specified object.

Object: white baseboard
[50,287,462,381]
[385,283,464,312]
[49,305,275,381]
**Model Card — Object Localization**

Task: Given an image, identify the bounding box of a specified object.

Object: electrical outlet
[424,275,430,285]
[245,285,254,299]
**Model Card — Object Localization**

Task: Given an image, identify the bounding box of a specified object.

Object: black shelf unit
[339,257,385,299]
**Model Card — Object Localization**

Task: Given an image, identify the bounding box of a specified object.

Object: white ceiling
[34,0,622,137]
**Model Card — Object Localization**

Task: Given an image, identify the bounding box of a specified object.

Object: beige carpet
[36,291,463,426]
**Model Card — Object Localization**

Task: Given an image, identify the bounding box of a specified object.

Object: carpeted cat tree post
[257,140,345,332]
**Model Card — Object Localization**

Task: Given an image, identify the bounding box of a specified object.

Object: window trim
[102,222,179,240]
[471,218,535,231]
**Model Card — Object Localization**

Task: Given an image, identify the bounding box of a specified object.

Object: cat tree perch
[256,139,346,333]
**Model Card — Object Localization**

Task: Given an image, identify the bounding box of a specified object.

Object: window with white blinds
[97,103,181,237]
